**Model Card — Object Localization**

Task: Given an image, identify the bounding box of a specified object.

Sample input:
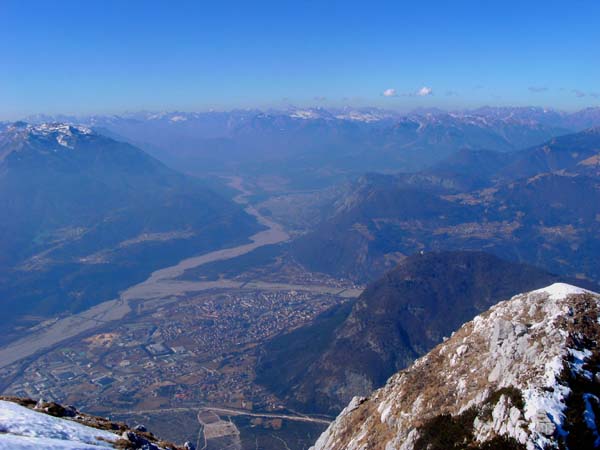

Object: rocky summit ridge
[311,283,600,450]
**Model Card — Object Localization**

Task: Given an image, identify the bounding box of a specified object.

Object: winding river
[0,178,361,369]
[121,176,289,302]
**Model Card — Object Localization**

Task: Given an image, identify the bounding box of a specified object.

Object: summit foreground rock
[0,397,186,449]
[311,283,600,450]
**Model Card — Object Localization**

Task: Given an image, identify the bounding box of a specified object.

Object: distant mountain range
[0,123,260,340]
[23,105,600,130]
[312,282,600,450]
[256,251,595,415]
[20,107,600,189]
[289,126,600,284]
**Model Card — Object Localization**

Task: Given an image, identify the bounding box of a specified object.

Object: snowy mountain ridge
[2,122,95,151]
[19,105,600,128]
[311,283,600,450]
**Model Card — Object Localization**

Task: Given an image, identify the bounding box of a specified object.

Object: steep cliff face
[311,284,600,450]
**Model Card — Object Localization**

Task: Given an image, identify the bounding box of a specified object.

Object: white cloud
[382,88,397,97]
[417,86,433,96]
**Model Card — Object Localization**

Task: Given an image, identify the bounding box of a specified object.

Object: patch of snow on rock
[531,282,594,301]
[0,400,118,449]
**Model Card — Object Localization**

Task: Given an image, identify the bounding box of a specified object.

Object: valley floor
[0,177,360,450]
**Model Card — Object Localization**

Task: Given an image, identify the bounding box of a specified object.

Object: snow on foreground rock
[0,398,186,449]
[0,400,118,449]
[311,283,600,450]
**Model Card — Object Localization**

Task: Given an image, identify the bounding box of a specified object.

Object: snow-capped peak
[30,123,93,135]
[289,109,323,119]
[6,122,94,149]
[531,282,593,301]
[334,111,385,122]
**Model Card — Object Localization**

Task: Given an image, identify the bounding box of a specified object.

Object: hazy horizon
[3,103,600,123]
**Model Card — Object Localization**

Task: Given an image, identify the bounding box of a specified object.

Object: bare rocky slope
[311,283,600,450]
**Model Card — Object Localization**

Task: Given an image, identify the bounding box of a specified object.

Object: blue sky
[1,0,599,118]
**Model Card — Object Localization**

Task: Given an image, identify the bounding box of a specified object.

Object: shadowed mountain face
[256,251,595,415]
[0,123,260,338]
[430,126,600,181]
[290,127,600,284]
[498,126,600,179]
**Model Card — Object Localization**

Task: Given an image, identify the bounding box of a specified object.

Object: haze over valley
[1,2,600,449]
[1,105,599,449]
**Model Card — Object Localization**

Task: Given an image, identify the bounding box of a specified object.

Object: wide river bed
[0,177,362,369]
